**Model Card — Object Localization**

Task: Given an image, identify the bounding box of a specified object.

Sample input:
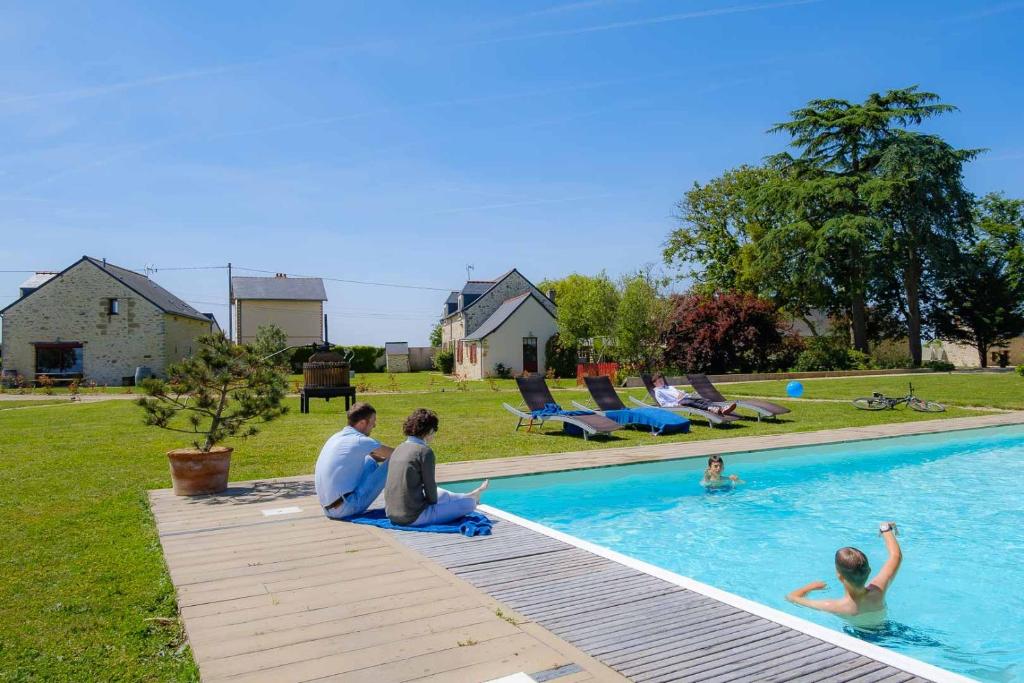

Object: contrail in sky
[463,0,827,45]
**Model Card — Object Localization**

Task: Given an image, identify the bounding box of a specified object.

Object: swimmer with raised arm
[787,522,902,626]
[701,454,744,489]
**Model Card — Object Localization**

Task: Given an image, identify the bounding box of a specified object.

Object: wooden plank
[199,609,515,679]
[758,649,862,682]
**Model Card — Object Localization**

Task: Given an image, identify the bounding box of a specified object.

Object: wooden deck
[150,415,1014,682]
[150,481,623,683]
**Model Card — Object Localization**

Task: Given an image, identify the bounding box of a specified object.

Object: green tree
[250,323,291,368]
[768,86,957,352]
[613,270,668,372]
[429,322,443,347]
[665,165,777,293]
[866,132,978,365]
[138,333,289,451]
[932,195,1024,367]
[540,272,620,359]
[665,164,834,335]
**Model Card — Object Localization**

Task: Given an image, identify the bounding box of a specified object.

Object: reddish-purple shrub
[661,292,803,373]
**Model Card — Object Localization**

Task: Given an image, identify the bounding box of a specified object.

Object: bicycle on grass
[852,382,945,413]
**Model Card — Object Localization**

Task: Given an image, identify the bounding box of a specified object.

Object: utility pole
[227,262,233,343]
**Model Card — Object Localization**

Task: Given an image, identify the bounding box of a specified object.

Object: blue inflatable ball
[786,381,804,398]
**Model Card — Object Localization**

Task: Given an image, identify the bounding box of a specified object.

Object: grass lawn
[0,375,1008,680]
[0,399,71,410]
[284,370,572,394]
[720,371,1024,410]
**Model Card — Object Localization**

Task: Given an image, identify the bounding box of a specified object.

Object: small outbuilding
[384,342,411,373]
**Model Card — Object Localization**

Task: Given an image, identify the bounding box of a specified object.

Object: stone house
[0,256,216,385]
[440,269,557,379]
[231,274,327,347]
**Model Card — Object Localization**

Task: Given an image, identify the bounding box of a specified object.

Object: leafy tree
[665,166,777,293]
[613,271,668,372]
[866,132,978,365]
[540,272,620,359]
[661,292,799,373]
[250,323,290,368]
[768,86,957,352]
[429,322,443,347]
[138,333,289,452]
[934,196,1024,367]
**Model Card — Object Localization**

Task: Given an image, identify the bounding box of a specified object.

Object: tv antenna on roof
[466,264,475,281]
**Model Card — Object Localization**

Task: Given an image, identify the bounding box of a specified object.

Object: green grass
[0,375,1008,680]
[719,372,1024,410]
[0,399,70,410]
[285,370,567,394]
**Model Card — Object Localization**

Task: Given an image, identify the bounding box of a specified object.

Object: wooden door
[522,337,538,373]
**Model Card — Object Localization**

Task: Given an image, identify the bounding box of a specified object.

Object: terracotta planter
[167,446,233,496]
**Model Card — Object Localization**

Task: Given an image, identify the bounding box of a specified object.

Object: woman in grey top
[384,409,489,526]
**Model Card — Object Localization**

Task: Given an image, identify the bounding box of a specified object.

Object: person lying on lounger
[384,408,489,527]
[786,522,902,626]
[652,374,736,415]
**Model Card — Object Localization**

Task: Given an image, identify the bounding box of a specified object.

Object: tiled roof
[466,292,553,340]
[83,257,210,322]
[231,276,327,301]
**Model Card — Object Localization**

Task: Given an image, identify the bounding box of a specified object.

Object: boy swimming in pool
[701,454,743,489]
[786,522,902,625]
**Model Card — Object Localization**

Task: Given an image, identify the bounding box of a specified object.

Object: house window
[469,342,477,364]
[34,342,84,377]
[456,341,464,364]
[108,298,119,315]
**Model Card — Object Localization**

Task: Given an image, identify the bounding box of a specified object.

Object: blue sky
[2,0,1022,345]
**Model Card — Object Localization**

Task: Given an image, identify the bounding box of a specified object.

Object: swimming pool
[449,425,1024,682]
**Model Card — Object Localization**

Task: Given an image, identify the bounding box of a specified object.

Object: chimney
[102,258,107,269]
[546,289,556,303]
[275,272,287,278]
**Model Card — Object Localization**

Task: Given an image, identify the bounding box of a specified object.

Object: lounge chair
[571,375,689,435]
[629,374,741,428]
[503,375,624,440]
[686,373,791,421]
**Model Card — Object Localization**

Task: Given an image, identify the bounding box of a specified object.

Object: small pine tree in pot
[138,333,288,495]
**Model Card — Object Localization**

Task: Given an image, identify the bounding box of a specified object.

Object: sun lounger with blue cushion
[572,375,689,435]
[503,375,623,440]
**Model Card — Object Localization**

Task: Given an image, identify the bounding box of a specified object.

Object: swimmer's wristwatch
[878,522,897,535]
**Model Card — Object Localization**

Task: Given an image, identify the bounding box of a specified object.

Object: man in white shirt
[315,402,395,519]
[652,374,736,415]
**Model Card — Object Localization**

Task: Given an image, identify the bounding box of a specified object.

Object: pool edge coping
[479,504,978,683]
[438,412,1024,484]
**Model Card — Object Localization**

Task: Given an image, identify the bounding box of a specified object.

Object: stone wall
[463,271,555,336]
[165,314,213,366]
[1,260,168,385]
[385,353,410,373]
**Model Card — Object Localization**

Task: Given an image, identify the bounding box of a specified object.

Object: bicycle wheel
[909,398,945,413]
[853,397,890,410]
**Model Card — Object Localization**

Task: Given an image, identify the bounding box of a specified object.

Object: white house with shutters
[440,269,557,379]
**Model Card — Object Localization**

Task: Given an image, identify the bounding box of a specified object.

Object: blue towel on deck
[530,402,594,418]
[343,508,493,536]
[603,407,690,435]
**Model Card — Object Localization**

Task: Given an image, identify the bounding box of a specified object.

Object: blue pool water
[449,426,1024,681]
